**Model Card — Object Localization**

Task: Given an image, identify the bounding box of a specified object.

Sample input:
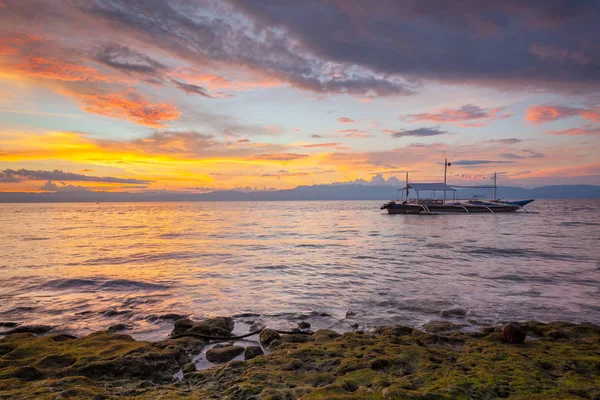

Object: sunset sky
[0,0,599,194]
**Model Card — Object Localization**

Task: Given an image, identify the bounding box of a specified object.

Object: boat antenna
[405,171,409,202]
[493,172,497,201]
[443,158,451,204]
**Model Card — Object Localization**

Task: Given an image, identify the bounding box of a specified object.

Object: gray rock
[172,317,235,338]
[205,345,244,363]
[259,329,281,346]
[244,346,264,360]
[248,322,266,332]
[298,321,311,330]
[159,313,186,321]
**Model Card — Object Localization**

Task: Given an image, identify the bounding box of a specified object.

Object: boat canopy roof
[402,183,456,191]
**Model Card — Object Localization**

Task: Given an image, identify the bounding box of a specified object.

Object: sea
[1,200,599,341]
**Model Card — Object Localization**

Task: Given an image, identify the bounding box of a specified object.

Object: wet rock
[310,329,341,343]
[502,322,526,344]
[172,317,235,338]
[3,325,54,335]
[107,323,131,334]
[298,321,311,330]
[101,308,132,317]
[172,318,195,336]
[182,362,196,373]
[259,329,281,346]
[0,322,20,328]
[440,307,467,317]
[345,310,357,318]
[205,345,244,363]
[159,313,186,321]
[244,345,264,360]
[248,322,266,332]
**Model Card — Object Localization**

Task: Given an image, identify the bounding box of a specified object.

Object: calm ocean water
[1,200,599,340]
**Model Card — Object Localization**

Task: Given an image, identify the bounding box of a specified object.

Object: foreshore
[1,318,599,399]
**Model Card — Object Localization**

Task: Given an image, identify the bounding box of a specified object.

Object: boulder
[205,346,244,363]
[502,322,526,344]
[259,329,281,346]
[244,346,264,360]
[172,319,195,336]
[3,325,54,335]
[298,321,311,330]
[107,323,131,334]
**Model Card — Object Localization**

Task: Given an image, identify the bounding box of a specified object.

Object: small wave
[36,277,171,292]
[21,237,51,241]
[462,246,579,261]
[559,221,600,227]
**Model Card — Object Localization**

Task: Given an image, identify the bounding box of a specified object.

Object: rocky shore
[1,318,599,399]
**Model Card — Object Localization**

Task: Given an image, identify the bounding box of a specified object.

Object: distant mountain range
[1,184,599,203]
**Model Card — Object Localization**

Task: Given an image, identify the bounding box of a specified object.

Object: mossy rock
[1,322,600,399]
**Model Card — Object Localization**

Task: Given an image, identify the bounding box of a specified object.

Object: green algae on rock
[1,321,599,399]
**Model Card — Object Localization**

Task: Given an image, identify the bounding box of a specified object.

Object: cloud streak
[525,105,600,124]
[402,104,512,127]
[2,169,153,184]
[384,127,449,138]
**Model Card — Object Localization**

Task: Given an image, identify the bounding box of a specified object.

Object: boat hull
[386,203,519,214]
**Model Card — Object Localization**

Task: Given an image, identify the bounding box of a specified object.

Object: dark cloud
[451,160,514,165]
[0,171,21,182]
[40,181,92,192]
[3,169,153,184]
[1,0,598,96]
[171,79,212,97]
[500,150,544,159]
[91,42,168,78]
[385,127,449,138]
[75,0,417,97]
[229,0,600,93]
[487,138,523,144]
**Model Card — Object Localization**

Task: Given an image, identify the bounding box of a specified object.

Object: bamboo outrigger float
[381,159,534,214]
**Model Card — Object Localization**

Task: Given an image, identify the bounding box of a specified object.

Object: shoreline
[1,317,599,399]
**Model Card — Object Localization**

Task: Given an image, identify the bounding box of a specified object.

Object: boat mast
[405,171,409,202]
[443,158,447,204]
[493,172,497,200]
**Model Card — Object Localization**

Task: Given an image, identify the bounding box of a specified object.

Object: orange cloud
[402,104,512,127]
[13,56,109,82]
[249,153,308,161]
[171,67,282,95]
[337,129,375,139]
[525,105,600,124]
[338,117,357,123]
[77,92,181,127]
[0,31,46,55]
[548,125,600,136]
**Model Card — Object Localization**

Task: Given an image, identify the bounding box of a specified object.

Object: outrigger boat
[381,159,534,214]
